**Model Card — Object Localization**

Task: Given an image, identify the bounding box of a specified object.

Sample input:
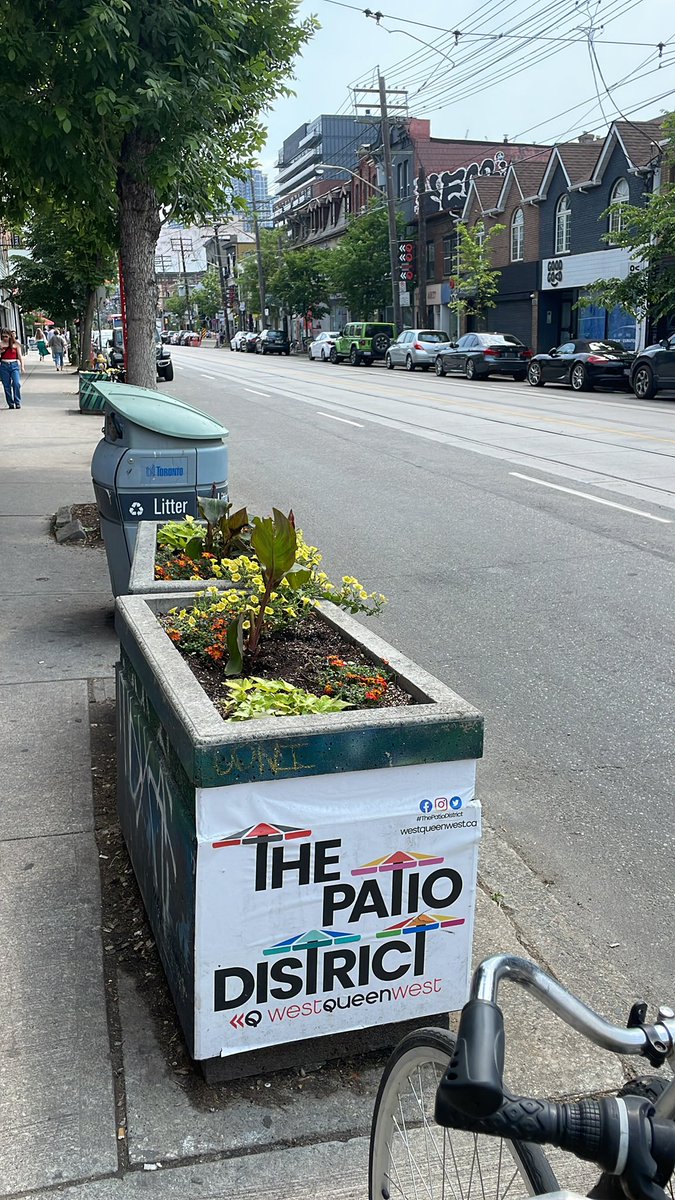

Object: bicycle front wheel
[370,1028,560,1200]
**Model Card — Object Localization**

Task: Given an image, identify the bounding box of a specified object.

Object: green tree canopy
[238,231,280,320]
[270,247,330,326]
[328,204,398,319]
[448,221,505,321]
[0,0,313,385]
[193,270,223,322]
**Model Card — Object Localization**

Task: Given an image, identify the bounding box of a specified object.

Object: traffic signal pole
[379,74,402,332]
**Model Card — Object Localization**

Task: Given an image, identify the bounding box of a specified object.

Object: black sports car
[527,339,634,392]
[629,335,675,399]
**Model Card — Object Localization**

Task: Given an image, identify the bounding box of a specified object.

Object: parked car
[231,331,248,351]
[160,330,172,344]
[108,328,173,382]
[257,328,290,356]
[629,336,675,399]
[386,329,450,371]
[308,331,341,361]
[435,332,533,381]
[244,332,260,353]
[528,338,634,392]
[331,321,397,366]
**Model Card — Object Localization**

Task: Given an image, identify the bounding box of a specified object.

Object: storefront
[539,248,642,351]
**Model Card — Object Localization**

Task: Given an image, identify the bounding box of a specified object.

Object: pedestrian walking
[0,328,25,408]
[35,326,49,360]
[50,328,66,371]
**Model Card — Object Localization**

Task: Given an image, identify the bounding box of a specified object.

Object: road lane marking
[200,373,218,380]
[245,388,271,397]
[510,472,672,522]
[316,411,364,428]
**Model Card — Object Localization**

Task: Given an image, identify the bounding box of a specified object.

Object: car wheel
[158,363,174,383]
[513,372,526,382]
[285,349,290,356]
[320,349,326,361]
[528,362,545,387]
[349,345,361,366]
[405,355,415,372]
[307,348,314,361]
[385,353,394,370]
[570,362,592,391]
[372,332,391,355]
[330,347,339,364]
[465,358,476,380]
[435,357,446,377]
[632,364,656,400]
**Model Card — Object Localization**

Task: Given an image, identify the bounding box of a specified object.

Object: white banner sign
[194,760,480,1059]
[541,247,633,291]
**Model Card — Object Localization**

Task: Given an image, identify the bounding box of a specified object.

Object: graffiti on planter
[415,152,508,213]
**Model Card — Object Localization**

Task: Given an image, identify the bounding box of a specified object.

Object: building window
[511,208,524,261]
[608,178,629,237]
[475,223,485,249]
[396,160,410,198]
[555,194,571,254]
[442,235,454,275]
[426,240,436,277]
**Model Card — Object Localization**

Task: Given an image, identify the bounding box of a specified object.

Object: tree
[270,248,330,330]
[238,231,280,321]
[0,1,313,387]
[192,270,223,322]
[164,291,191,325]
[328,204,397,318]
[1,204,116,364]
[448,221,505,322]
[583,119,675,325]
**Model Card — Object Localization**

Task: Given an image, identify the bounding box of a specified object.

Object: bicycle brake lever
[620,1098,675,1200]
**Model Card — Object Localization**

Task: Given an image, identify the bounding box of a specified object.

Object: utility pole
[170,235,193,326]
[417,165,427,328]
[249,171,267,326]
[379,74,402,332]
[213,225,231,349]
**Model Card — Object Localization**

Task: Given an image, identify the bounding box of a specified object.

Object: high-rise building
[232,170,272,231]
[275,114,381,201]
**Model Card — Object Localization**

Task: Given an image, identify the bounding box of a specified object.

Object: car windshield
[419,331,449,343]
[587,340,628,353]
[364,324,393,337]
[479,334,523,347]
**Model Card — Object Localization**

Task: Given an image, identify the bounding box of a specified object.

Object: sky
[259,0,675,184]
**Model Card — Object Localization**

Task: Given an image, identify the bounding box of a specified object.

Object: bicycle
[370,953,675,1200]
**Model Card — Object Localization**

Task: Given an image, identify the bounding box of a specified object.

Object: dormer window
[555,194,571,254]
[511,208,524,261]
[608,178,629,237]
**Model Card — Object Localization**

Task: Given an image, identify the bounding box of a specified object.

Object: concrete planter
[115,592,484,1079]
[79,371,108,413]
[129,519,239,595]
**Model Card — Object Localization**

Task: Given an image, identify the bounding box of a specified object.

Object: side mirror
[660,338,669,348]
[450,341,459,349]
[548,347,558,356]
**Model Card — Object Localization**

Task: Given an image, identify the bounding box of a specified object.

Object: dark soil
[54,502,104,547]
[164,609,414,717]
[88,687,390,1107]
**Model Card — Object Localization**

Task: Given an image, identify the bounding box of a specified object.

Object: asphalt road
[168,344,675,1002]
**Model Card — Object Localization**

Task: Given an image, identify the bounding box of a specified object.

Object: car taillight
[413,342,424,351]
[483,347,500,357]
[521,349,533,358]
[587,354,608,363]
[359,340,366,346]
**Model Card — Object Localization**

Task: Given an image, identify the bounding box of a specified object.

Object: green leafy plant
[198,497,251,559]
[319,655,391,706]
[222,676,350,720]
[157,513,206,555]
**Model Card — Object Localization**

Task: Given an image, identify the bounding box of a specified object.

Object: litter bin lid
[95,383,228,440]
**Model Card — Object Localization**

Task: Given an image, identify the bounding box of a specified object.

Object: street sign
[398,240,416,283]
[400,291,411,307]
[239,302,246,312]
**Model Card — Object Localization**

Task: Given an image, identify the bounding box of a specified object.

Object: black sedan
[527,339,634,392]
[629,335,675,399]
[435,332,533,381]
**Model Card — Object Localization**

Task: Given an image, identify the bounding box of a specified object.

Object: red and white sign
[194,760,480,1059]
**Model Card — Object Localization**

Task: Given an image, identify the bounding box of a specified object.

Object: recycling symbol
[129,501,144,517]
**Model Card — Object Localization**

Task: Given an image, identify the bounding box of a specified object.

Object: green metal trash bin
[91,383,229,597]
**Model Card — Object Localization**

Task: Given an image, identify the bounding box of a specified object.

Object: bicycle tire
[369,1027,560,1200]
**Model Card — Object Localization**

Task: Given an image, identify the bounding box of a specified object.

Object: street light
[212,224,233,349]
[315,165,387,197]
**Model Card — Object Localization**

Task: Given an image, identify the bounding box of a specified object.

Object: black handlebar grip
[437,999,506,1118]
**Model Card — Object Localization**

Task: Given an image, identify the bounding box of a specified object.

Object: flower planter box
[129,519,239,595]
[79,371,109,413]
[115,592,484,1080]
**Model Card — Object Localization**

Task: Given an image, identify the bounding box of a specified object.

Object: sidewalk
[0,361,627,1199]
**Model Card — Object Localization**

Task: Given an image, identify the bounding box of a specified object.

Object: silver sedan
[385,329,451,371]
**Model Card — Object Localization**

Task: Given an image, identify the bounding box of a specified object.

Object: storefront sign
[194,760,480,1059]
[541,248,633,290]
[426,284,442,305]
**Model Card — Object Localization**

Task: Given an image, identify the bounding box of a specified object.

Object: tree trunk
[80,288,96,369]
[117,133,160,390]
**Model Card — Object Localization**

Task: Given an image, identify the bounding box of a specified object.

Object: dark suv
[257,329,290,356]
[630,336,675,399]
[331,321,397,366]
[108,328,174,382]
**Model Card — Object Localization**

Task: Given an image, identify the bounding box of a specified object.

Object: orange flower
[324,685,333,695]
[205,644,223,661]
[167,628,181,642]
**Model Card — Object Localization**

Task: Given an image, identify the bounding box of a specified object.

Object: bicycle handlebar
[434,956,675,1200]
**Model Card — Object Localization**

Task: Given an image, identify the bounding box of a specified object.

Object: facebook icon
[419,799,433,814]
